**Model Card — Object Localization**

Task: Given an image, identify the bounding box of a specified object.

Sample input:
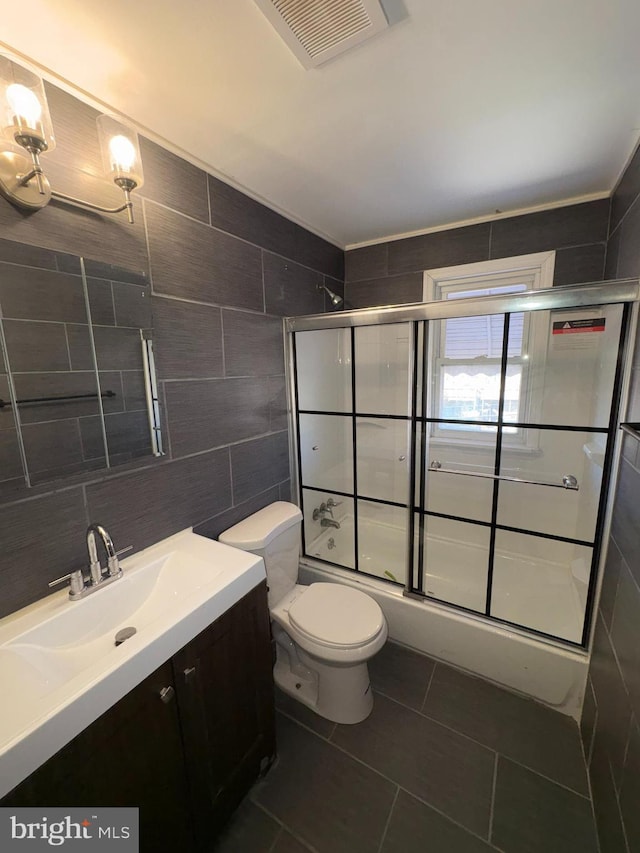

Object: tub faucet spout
[320,517,341,529]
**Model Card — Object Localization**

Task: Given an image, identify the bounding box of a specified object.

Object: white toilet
[219,501,387,724]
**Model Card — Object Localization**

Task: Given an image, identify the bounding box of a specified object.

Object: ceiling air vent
[254,0,389,69]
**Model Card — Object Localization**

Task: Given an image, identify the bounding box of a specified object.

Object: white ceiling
[2,0,640,248]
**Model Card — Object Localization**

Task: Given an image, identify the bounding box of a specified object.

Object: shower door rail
[286,278,640,649]
[286,280,640,331]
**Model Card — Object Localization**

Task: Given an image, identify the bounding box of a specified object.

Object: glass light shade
[0,55,55,150]
[96,114,144,189]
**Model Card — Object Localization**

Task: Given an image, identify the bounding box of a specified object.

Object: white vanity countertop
[0,529,265,799]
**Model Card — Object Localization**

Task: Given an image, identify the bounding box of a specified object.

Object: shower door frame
[285,279,640,650]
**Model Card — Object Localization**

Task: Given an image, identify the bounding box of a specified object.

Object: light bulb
[6,83,42,129]
[108,134,136,172]
[97,115,143,194]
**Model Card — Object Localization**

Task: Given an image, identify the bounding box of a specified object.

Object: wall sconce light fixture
[0,56,143,223]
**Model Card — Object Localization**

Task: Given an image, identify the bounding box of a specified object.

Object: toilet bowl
[219,501,387,724]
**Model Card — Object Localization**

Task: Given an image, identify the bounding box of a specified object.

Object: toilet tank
[218,502,302,608]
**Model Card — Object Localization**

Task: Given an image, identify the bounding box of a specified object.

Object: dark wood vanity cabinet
[173,580,276,848]
[2,582,276,853]
[2,660,195,849]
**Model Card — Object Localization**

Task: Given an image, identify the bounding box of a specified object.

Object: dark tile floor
[213,641,598,853]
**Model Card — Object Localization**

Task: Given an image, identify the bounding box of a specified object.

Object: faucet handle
[49,569,85,596]
[326,498,342,508]
[108,545,133,577]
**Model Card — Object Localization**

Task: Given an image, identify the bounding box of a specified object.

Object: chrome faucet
[313,500,342,529]
[87,523,120,584]
[49,524,132,601]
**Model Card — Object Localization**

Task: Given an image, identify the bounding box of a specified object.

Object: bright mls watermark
[0,808,138,850]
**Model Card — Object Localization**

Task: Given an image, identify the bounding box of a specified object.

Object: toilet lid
[289,583,385,648]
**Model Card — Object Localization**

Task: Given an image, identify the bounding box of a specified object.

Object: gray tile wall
[344,199,610,307]
[0,82,342,619]
[584,139,640,853]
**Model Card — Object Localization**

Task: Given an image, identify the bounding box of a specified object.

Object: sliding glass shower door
[288,280,636,647]
[295,322,413,581]
[415,301,624,644]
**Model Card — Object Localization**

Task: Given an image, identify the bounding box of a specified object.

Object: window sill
[427,437,543,458]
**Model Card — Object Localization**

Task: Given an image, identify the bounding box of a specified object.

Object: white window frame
[422,252,556,450]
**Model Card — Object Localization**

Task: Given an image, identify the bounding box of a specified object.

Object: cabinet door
[173,581,276,849]
[3,661,194,852]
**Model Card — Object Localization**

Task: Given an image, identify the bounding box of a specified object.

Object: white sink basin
[0,529,265,799]
[4,551,224,694]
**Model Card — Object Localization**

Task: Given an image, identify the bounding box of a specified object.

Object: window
[423,253,555,446]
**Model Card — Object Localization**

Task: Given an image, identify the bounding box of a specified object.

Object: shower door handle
[428,460,579,491]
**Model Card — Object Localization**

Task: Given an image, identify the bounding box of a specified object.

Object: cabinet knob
[159,685,175,704]
[183,666,196,683]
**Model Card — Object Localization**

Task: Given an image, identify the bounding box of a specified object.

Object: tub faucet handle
[326,498,342,508]
[312,502,328,521]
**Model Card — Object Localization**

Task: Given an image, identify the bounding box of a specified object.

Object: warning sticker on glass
[552,318,606,335]
[551,317,606,351]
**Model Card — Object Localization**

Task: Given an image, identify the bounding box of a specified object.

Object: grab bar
[429,460,579,491]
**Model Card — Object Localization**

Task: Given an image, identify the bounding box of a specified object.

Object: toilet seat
[288,583,385,649]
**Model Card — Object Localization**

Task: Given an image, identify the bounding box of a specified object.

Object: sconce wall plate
[0,150,51,210]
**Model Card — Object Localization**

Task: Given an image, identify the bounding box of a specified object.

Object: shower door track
[285,280,640,331]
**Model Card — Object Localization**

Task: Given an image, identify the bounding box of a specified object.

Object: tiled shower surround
[343,198,609,309]
[0,68,639,853]
[581,141,640,852]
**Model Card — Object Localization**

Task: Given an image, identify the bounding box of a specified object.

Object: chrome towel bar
[429,460,579,491]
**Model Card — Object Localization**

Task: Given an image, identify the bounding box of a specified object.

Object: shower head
[317,282,344,308]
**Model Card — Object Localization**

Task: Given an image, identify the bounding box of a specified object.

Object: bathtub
[302,513,589,720]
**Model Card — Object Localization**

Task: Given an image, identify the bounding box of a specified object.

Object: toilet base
[274,654,319,711]
[274,641,374,725]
